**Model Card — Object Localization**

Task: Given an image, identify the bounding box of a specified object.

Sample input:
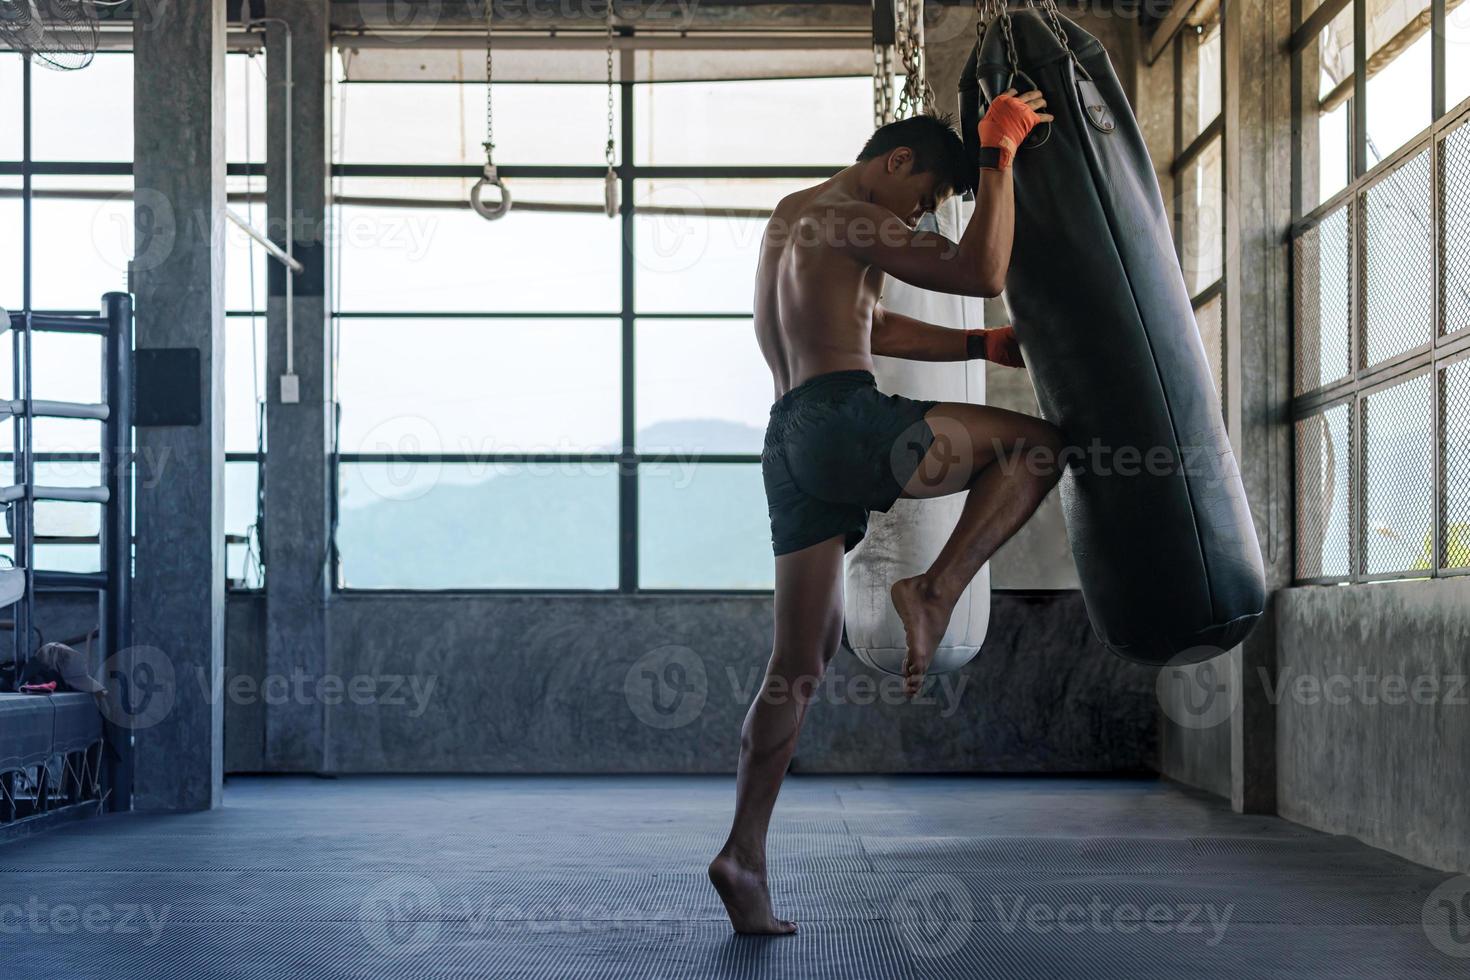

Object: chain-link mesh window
[1293,205,1352,395]
[1195,294,1224,399]
[1295,402,1353,579]
[1444,358,1470,570]
[1292,13,1470,585]
[1361,372,1435,576]
[1444,119,1470,336]
[1362,149,1434,367]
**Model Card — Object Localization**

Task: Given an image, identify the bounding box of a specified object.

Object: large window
[1170,13,1227,401]
[0,51,268,586]
[330,68,873,591]
[1291,0,1470,582]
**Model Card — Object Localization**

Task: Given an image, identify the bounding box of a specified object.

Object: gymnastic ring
[471,165,513,221]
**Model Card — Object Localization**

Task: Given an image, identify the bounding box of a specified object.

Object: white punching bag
[845,196,991,675]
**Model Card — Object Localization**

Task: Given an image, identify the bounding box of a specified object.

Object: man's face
[873,148,953,227]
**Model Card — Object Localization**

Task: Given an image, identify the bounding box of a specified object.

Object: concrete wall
[212,2,1161,778]
[224,591,1157,774]
[32,595,103,653]
[1276,579,1470,873]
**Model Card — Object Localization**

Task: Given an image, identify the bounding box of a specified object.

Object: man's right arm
[838,171,1015,298]
[842,90,1048,298]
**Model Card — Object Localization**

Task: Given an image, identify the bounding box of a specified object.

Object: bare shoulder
[801,184,885,223]
[767,185,895,253]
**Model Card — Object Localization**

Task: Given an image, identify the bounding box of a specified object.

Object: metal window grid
[1290,5,1470,582]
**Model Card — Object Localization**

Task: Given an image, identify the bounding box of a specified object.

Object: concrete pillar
[1224,0,1294,814]
[130,0,229,810]
[263,0,333,772]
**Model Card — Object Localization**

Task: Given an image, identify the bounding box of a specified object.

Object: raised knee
[1026,420,1065,486]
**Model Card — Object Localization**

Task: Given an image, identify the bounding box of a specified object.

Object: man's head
[856,113,969,224]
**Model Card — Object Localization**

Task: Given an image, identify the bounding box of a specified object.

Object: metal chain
[470,0,511,220]
[603,0,619,218]
[1029,0,1091,79]
[895,0,934,118]
[999,2,1019,83]
[605,0,616,168]
[483,0,494,164]
[974,0,1018,84]
[873,43,894,128]
[974,0,987,66]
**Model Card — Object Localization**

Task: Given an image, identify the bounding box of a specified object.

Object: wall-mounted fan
[0,0,100,72]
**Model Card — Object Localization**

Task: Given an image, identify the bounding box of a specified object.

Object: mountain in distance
[338,418,772,590]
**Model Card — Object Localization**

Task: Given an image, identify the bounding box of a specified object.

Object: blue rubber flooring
[1,775,1465,978]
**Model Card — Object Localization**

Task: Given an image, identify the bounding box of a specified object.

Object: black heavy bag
[959,7,1265,665]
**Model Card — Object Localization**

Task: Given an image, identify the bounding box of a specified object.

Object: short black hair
[856,112,970,197]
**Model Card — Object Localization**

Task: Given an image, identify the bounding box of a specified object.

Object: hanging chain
[894,0,933,118]
[470,0,511,220]
[1027,0,1092,79]
[605,1,616,168]
[603,0,619,218]
[873,42,894,128]
[975,0,1018,86]
[974,0,988,92]
[482,0,495,164]
[999,3,1019,83]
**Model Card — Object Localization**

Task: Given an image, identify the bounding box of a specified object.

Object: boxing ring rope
[0,485,111,506]
[0,399,110,422]
[0,294,133,810]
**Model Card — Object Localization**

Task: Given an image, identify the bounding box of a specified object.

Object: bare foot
[708,853,797,935]
[890,575,953,698]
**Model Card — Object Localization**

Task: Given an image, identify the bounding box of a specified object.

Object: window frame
[1289,0,1470,584]
[1170,14,1228,412]
[2,51,270,588]
[328,73,849,595]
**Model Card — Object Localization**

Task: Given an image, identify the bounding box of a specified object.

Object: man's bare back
[754,182,909,398]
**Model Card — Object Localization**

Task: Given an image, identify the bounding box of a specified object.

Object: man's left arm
[871,305,1025,367]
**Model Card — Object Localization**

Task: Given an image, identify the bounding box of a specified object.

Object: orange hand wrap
[965,326,1025,368]
[978,94,1043,171]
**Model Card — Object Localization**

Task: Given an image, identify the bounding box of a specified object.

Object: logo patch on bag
[1077,79,1115,134]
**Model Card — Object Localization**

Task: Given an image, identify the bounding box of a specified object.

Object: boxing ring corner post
[101,291,134,813]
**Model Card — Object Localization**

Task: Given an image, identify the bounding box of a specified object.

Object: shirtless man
[709,92,1062,935]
